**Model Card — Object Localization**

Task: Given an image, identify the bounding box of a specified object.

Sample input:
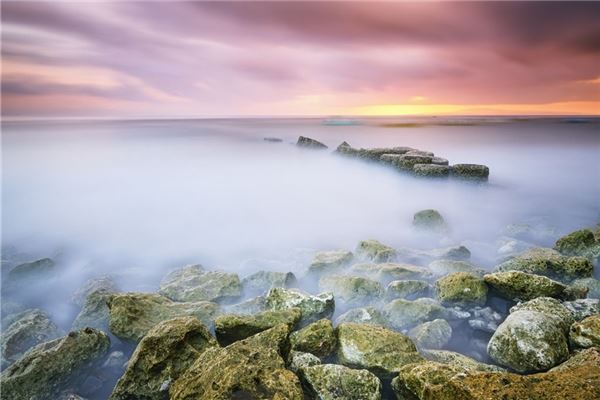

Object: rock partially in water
[431,156,449,166]
[391,361,469,400]
[509,297,574,331]
[421,349,505,372]
[159,264,242,303]
[450,163,489,181]
[351,262,431,284]
[318,275,382,307]
[408,319,452,350]
[413,209,448,232]
[336,322,423,376]
[435,272,488,307]
[265,287,334,325]
[467,306,503,333]
[383,298,450,331]
[1,309,63,368]
[241,270,296,296]
[308,250,353,276]
[287,350,321,374]
[570,277,600,299]
[334,306,388,327]
[496,247,593,282]
[110,317,217,400]
[290,318,337,358]
[484,271,575,301]
[107,292,220,342]
[71,276,119,307]
[554,228,598,257]
[224,295,267,315]
[428,259,484,278]
[549,346,600,372]
[563,298,600,320]
[301,364,382,400]
[296,136,327,149]
[397,245,471,265]
[6,257,55,284]
[385,280,431,301]
[0,328,110,400]
[72,288,117,332]
[215,308,301,346]
[170,324,303,400]
[355,239,397,262]
[569,315,600,349]
[413,164,450,178]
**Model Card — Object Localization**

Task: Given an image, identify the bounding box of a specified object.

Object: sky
[1,1,599,118]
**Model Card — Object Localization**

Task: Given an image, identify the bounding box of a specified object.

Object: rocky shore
[2,214,600,399]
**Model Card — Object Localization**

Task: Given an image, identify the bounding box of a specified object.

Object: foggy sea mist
[2,117,600,325]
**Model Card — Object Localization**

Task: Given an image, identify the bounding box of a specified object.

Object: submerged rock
[467,306,503,333]
[569,315,600,348]
[484,271,579,301]
[308,250,353,276]
[334,306,388,327]
[297,136,327,149]
[408,319,452,350]
[319,275,382,307]
[336,323,423,376]
[241,270,296,296]
[383,298,449,331]
[301,364,382,400]
[1,309,63,368]
[450,163,489,181]
[110,317,217,400]
[413,209,448,232]
[265,287,334,325]
[170,324,303,400]
[107,292,219,342]
[290,319,337,358]
[385,280,431,301]
[159,264,242,303]
[435,272,487,306]
[0,328,110,400]
[215,308,301,346]
[355,240,397,262]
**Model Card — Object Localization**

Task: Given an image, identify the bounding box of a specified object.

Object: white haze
[2,117,599,326]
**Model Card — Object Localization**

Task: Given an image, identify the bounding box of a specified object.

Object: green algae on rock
[413,209,448,232]
[350,262,431,284]
[355,239,397,262]
[385,280,431,301]
[570,277,600,298]
[290,318,337,358]
[450,163,489,181]
[421,349,505,372]
[301,364,382,400]
[72,288,114,331]
[241,270,297,296]
[484,271,572,301]
[288,350,321,374]
[334,306,388,327]
[107,292,220,342]
[383,298,449,331]
[428,259,484,278]
[554,228,597,256]
[569,315,600,348]
[408,319,452,350]
[413,164,450,178]
[435,272,487,306]
[318,275,382,307]
[159,264,242,303]
[308,250,353,276]
[110,317,217,400]
[0,328,110,400]
[265,287,334,325]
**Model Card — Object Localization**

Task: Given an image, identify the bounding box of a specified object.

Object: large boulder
[170,324,303,400]
[484,271,575,301]
[355,240,397,262]
[318,275,382,307]
[110,317,217,400]
[383,298,449,331]
[215,308,301,346]
[509,297,574,331]
[296,136,327,149]
[265,287,334,325]
[334,306,388,327]
[1,309,63,368]
[107,293,220,342]
[435,272,487,306]
[350,262,431,284]
[496,247,593,282]
[308,250,353,276]
[554,228,599,258]
[301,364,382,400]
[241,270,296,296]
[408,319,452,350]
[72,289,114,331]
[569,315,600,348]
[0,328,110,400]
[336,323,423,376]
[290,319,337,358]
[385,280,431,301]
[450,164,489,181]
[413,209,448,232]
[159,265,242,303]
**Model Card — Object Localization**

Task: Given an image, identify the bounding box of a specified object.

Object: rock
[406,149,435,157]
[397,245,471,265]
[391,361,470,400]
[297,136,327,149]
[509,297,574,332]
[355,240,397,262]
[308,250,353,276]
[496,236,536,257]
[290,319,337,358]
[385,280,431,301]
[383,298,449,331]
[170,324,303,400]
[287,350,321,374]
[487,309,569,372]
[550,346,600,372]
[409,319,452,349]
[215,308,301,346]
[484,271,573,301]
[72,289,113,331]
[385,154,434,171]
[0,328,110,400]
[102,350,127,370]
[554,228,597,256]
[357,147,414,161]
[241,270,296,296]
[431,157,449,166]
[428,260,484,277]
[110,317,217,400]
[318,275,382,307]
[570,315,600,348]
[224,295,267,315]
[334,306,388,327]
[7,258,55,282]
[263,137,282,142]
[334,141,358,156]
[450,164,489,181]
[467,306,503,333]
[413,209,448,232]
[436,272,487,306]
[337,323,423,376]
[1,309,63,368]
[107,293,220,342]
[301,364,382,400]
[159,264,242,303]
[265,287,334,325]
[496,247,593,282]
[563,298,600,320]
[421,349,504,372]
[570,278,600,298]
[351,262,431,284]
[71,276,119,307]
[413,164,450,178]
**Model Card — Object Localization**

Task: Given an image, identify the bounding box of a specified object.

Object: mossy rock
[428,260,483,278]
[318,275,382,307]
[71,276,119,307]
[550,347,600,372]
[0,328,110,400]
[336,323,423,376]
[288,350,321,374]
[334,306,388,327]
[385,280,431,301]
[215,308,301,346]
[570,278,600,299]
[563,298,600,321]
[383,298,449,331]
[159,264,242,303]
[308,250,353,276]
[509,297,574,332]
[170,324,303,400]
[413,164,450,178]
[110,317,217,400]
[554,229,596,256]
[421,349,505,372]
[355,240,397,262]
[408,319,452,350]
[570,315,600,349]
[450,164,489,181]
[413,209,448,232]
[351,262,431,284]
[290,318,336,358]
[265,287,334,325]
[301,364,382,400]
[107,292,220,342]
[71,289,113,331]
[241,270,296,296]
[435,272,487,306]
[391,361,469,400]
[484,271,572,302]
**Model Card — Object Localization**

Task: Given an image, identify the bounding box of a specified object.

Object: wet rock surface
[301,364,382,400]
[159,264,242,303]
